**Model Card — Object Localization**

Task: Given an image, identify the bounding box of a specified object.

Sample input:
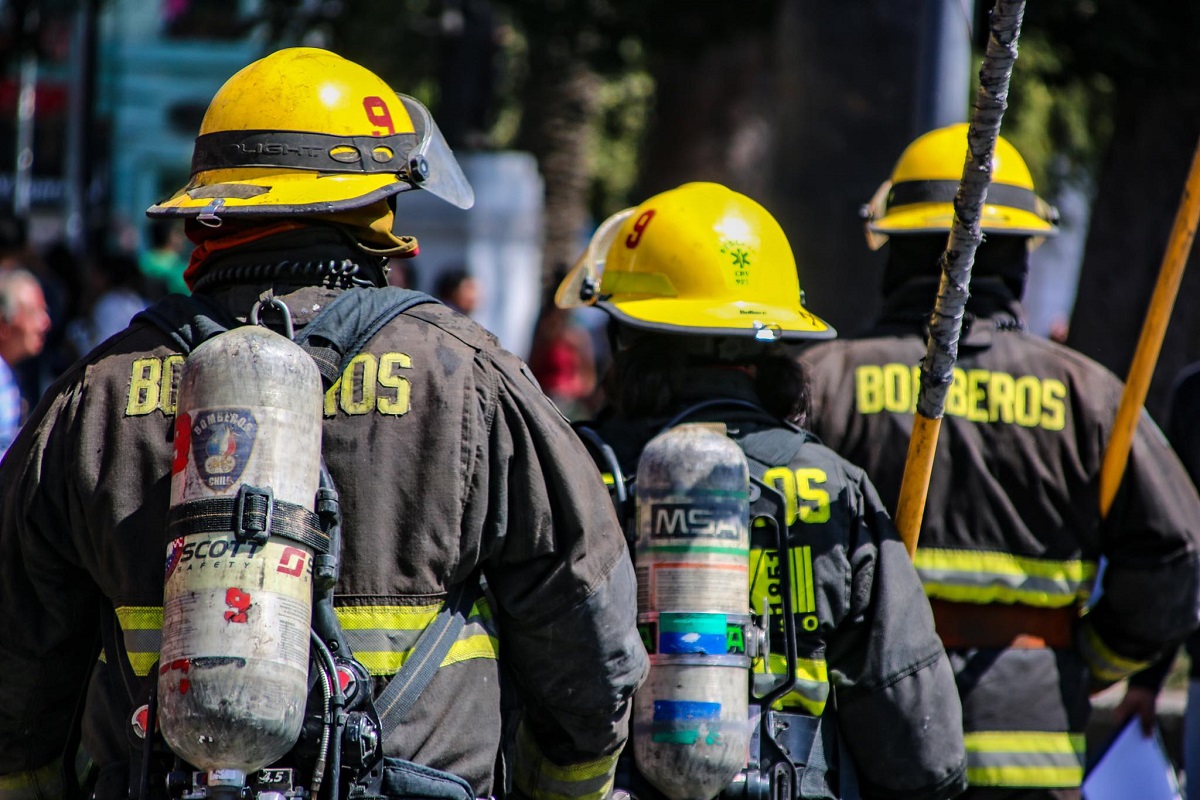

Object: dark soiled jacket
[0,280,648,800]
[590,372,967,800]
[801,279,1200,789]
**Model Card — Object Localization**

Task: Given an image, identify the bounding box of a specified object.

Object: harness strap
[166,487,330,553]
[132,293,240,353]
[374,580,482,739]
[294,286,439,389]
[134,286,470,764]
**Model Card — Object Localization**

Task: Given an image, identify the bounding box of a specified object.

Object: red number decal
[625,210,656,249]
[363,96,397,136]
[171,412,191,475]
[224,587,251,623]
[277,546,308,577]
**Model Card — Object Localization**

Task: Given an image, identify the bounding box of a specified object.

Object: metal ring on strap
[166,484,330,553]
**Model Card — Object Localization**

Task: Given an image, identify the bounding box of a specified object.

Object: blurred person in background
[528,305,598,420]
[0,268,50,458]
[801,123,1200,799]
[434,266,480,316]
[64,251,150,360]
[138,218,190,297]
[1114,359,1200,799]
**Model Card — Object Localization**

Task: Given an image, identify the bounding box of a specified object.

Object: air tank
[633,423,752,800]
[158,326,323,776]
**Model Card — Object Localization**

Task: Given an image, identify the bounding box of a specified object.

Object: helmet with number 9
[556,182,834,341]
[147,47,473,219]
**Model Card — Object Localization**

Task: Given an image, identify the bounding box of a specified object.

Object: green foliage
[589,67,654,219]
[1001,0,1200,194]
[997,30,1114,196]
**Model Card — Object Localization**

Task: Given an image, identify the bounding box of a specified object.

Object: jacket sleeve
[827,470,967,800]
[0,385,101,796]
[469,352,648,800]
[1080,409,1200,686]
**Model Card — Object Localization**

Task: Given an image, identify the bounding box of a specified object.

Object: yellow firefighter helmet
[556,182,834,341]
[147,47,473,220]
[862,123,1058,250]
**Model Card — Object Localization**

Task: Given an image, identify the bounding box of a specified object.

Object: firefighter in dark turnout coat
[801,124,1200,799]
[556,182,967,800]
[0,48,647,800]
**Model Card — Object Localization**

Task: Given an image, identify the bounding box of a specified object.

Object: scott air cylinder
[158,326,324,775]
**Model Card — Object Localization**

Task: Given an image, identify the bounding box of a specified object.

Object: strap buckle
[234,484,274,545]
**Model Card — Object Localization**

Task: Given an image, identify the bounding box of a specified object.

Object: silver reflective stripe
[964,731,1085,787]
[1077,623,1150,683]
[915,549,1096,607]
[341,618,495,656]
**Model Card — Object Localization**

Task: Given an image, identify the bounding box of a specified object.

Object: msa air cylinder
[633,423,752,800]
[158,325,323,775]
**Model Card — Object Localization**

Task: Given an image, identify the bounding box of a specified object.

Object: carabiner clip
[249,296,295,340]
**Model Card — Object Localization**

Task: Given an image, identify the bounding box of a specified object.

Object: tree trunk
[636,24,778,200]
[516,45,601,303]
[1066,85,1200,421]
[767,0,927,337]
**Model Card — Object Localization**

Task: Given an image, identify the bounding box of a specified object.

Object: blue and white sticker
[191,409,257,492]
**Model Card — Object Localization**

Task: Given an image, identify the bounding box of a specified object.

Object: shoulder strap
[131,293,241,354]
[294,286,439,389]
[373,580,481,739]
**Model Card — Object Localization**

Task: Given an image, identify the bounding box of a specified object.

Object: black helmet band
[886,180,1042,215]
[191,130,421,177]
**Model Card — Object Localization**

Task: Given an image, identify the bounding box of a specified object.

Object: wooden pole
[894,0,1026,557]
[1098,134,1200,518]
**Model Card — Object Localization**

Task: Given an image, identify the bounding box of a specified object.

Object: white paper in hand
[1083,718,1182,800]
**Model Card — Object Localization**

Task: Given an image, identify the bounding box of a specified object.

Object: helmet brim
[599,297,836,341]
[146,168,412,218]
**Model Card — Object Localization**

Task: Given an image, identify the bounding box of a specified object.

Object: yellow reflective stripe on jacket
[964,731,1085,787]
[513,721,617,800]
[0,758,61,800]
[1077,622,1151,683]
[0,750,92,800]
[914,548,1097,607]
[751,653,829,716]
[335,600,499,676]
[114,598,498,679]
[115,606,164,677]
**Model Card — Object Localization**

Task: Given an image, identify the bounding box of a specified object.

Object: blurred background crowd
[0,1,1196,438]
[1,1,1197,440]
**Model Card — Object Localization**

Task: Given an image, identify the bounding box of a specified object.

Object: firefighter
[0,48,647,800]
[557,181,968,800]
[801,123,1200,799]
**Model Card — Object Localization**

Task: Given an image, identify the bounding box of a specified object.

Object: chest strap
[166,484,330,553]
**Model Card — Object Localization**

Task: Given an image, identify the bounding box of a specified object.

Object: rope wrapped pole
[1097,134,1200,518]
[894,0,1026,558]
